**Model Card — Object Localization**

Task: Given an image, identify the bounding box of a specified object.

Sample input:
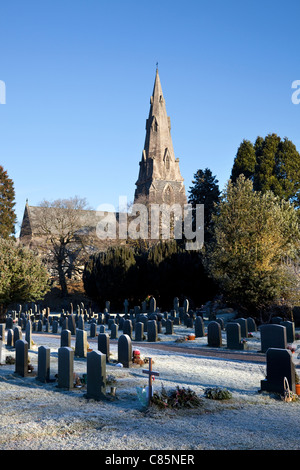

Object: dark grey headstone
[75,329,87,358]
[135,322,144,341]
[195,316,205,337]
[260,348,295,394]
[207,321,222,347]
[90,322,97,338]
[110,323,118,339]
[226,323,247,350]
[61,329,71,348]
[86,350,106,400]
[147,320,158,342]
[15,339,29,377]
[247,317,257,332]
[58,346,74,390]
[13,326,22,344]
[118,334,132,368]
[37,345,50,383]
[260,324,287,353]
[235,318,248,337]
[281,321,295,343]
[165,319,174,335]
[6,329,14,347]
[123,319,133,339]
[98,333,110,362]
[25,321,32,347]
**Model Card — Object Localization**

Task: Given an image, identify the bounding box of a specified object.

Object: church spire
[134,68,187,206]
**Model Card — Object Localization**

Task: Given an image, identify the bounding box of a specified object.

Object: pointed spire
[134,68,186,206]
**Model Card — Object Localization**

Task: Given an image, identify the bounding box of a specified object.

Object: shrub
[204,387,232,400]
[152,384,202,409]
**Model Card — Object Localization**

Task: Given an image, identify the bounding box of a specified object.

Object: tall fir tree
[231,134,300,206]
[188,168,220,242]
[0,166,16,239]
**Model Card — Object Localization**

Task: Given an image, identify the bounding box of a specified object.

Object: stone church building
[19,68,187,249]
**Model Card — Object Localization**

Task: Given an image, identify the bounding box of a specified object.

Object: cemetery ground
[1,316,300,452]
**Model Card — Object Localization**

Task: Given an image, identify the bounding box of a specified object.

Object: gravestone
[52,320,58,334]
[86,350,106,400]
[98,333,110,362]
[37,345,51,383]
[0,324,5,342]
[99,325,106,333]
[90,322,97,338]
[118,334,132,368]
[75,329,87,358]
[260,324,287,353]
[78,316,85,331]
[13,326,22,344]
[165,319,174,335]
[67,314,76,335]
[15,339,29,377]
[226,323,247,350]
[25,321,32,348]
[6,316,13,329]
[207,321,222,347]
[281,321,295,343]
[147,320,158,342]
[260,348,296,394]
[61,329,71,348]
[173,297,179,313]
[195,316,205,337]
[183,299,189,314]
[149,297,156,314]
[135,322,144,341]
[235,318,248,337]
[216,318,224,330]
[58,346,74,390]
[0,337,2,364]
[247,317,257,332]
[6,329,14,347]
[110,323,118,339]
[123,319,133,339]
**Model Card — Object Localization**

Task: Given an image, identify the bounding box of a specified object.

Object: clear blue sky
[1,0,300,235]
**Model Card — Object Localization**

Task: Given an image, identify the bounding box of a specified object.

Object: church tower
[134,68,187,206]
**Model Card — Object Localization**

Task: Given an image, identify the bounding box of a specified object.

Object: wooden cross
[142,357,159,406]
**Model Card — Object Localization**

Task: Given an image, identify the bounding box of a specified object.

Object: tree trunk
[0,303,7,324]
[57,260,68,297]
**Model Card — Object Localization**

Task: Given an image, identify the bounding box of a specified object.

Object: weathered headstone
[118,334,132,368]
[52,319,58,334]
[37,345,51,383]
[247,317,257,332]
[6,329,14,347]
[165,319,174,335]
[98,333,110,362]
[235,318,248,338]
[281,321,295,343]
[25,321,32,348]
[57,346,74,390]
[226,322,247,350]
[260,324,287,353]
[13,326,22,344]
[195,316,205,337]
[149,297,156,314]
[86,350,106,400]
[260,348,296,394]
[15,339,29,377]
[123,319,133,339]
[207,321,222,347]
[110,323,118,339]
[75,329,87,358]
[147,320,158,342]
[135,322,144,341]
[90,322,97,338]
[61,329,71,348]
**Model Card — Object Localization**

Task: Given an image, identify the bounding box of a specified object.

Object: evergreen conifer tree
[0,166,16,239]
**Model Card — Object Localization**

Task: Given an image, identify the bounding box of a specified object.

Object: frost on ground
[0,325,300,451]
